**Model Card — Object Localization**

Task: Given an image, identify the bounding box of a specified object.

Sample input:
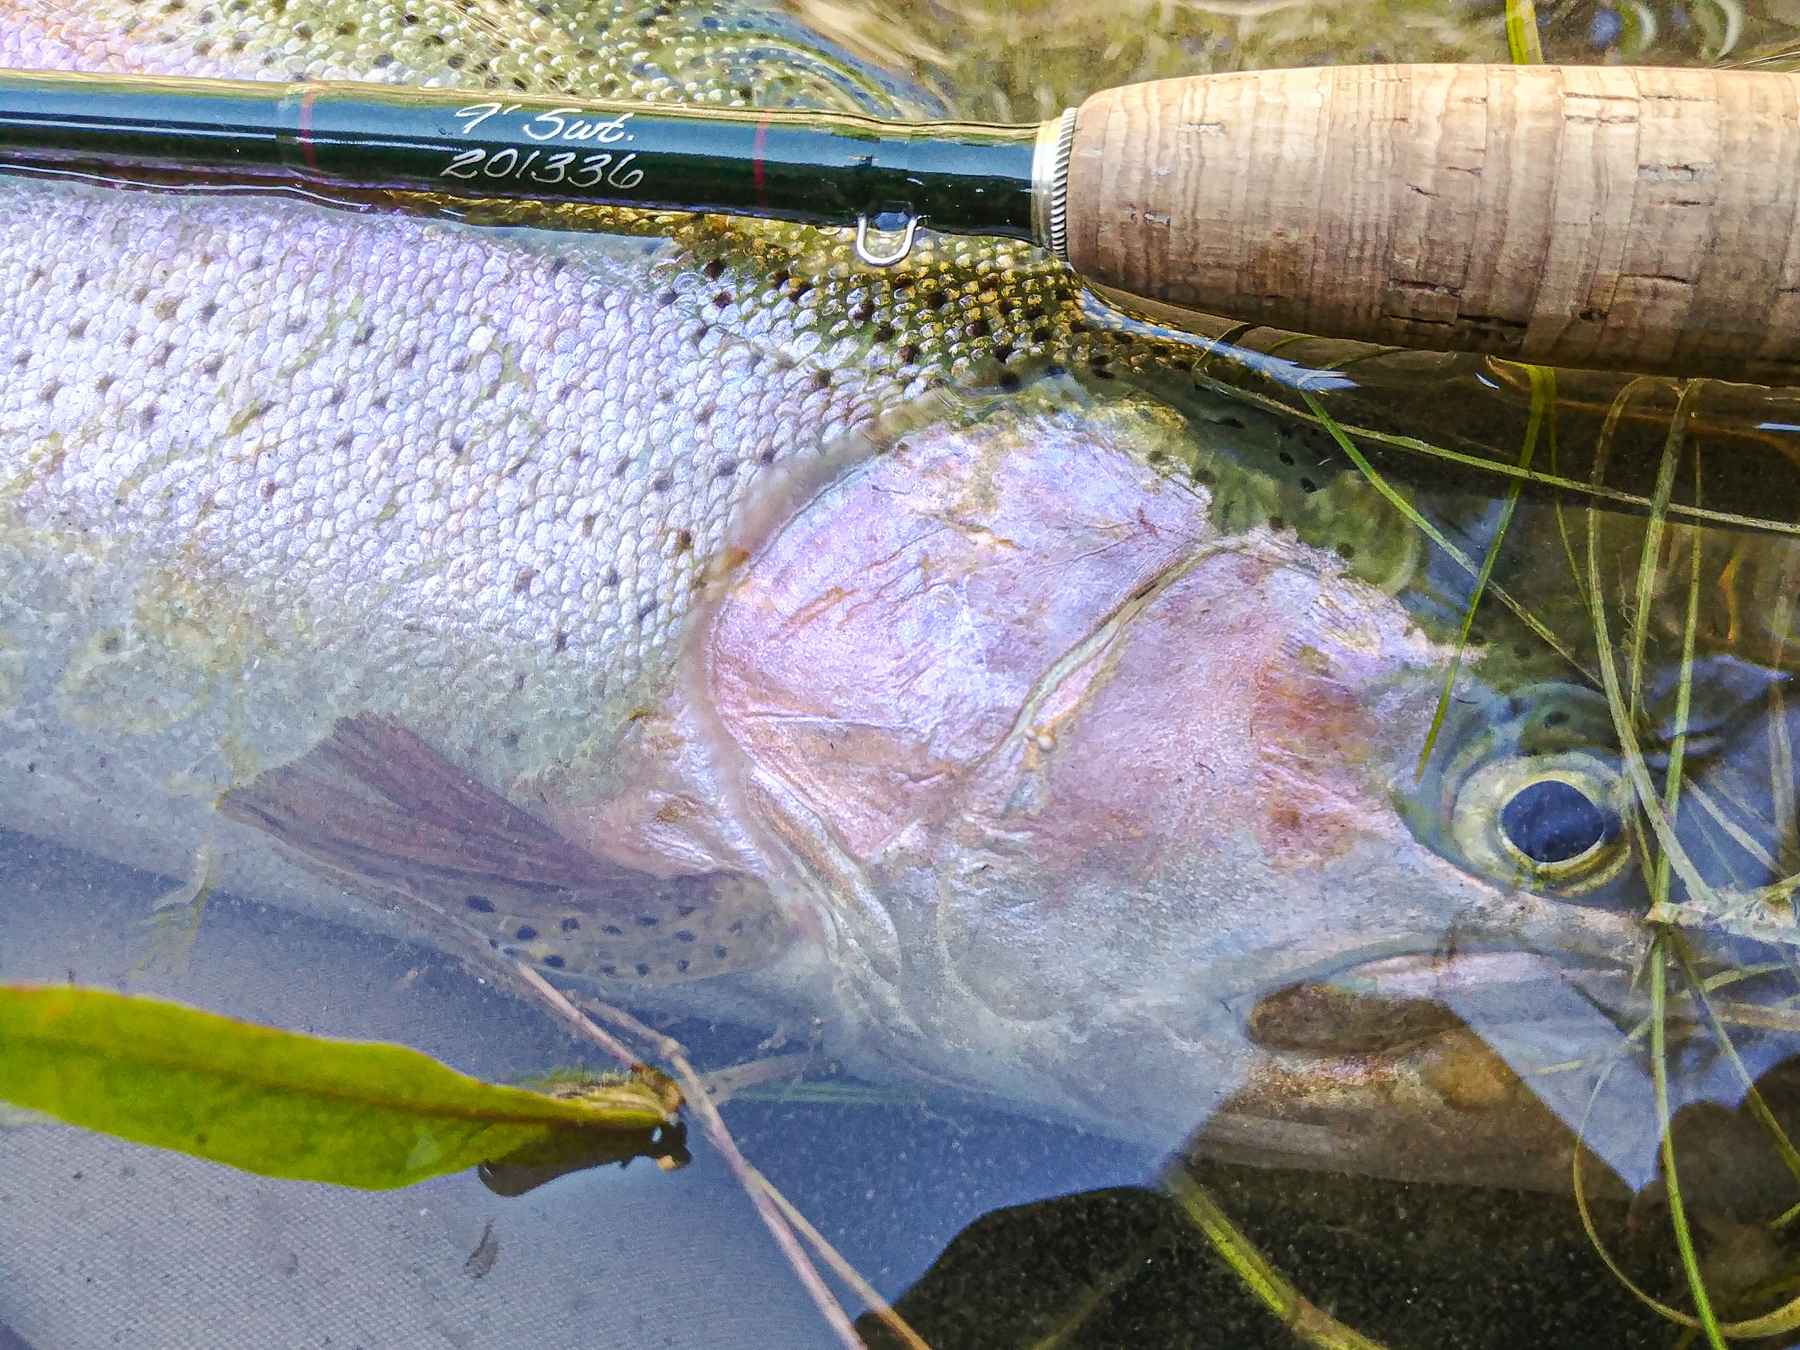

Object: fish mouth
[1205,914,1800,1195]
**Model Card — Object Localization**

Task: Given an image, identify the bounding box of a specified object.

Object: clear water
[7,2,1800,1347]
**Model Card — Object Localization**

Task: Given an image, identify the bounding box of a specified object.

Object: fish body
[0,0,1776,1188]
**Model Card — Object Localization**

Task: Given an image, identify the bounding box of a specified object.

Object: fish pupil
[1500,780,1609,864]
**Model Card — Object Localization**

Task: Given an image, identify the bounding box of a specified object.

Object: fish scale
[0,0,1115,710]
[0,0,1181,991]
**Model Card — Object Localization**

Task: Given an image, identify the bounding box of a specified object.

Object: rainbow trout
[1,0,1776,1189]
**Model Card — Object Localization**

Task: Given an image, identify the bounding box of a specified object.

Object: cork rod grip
[1063,63,1800,380]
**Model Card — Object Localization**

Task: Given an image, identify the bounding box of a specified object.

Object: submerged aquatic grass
[1297,324,1800,1338]
[1298,388,1588,678]
[1164,1168,1391,1350]
[1414,362,1552,773]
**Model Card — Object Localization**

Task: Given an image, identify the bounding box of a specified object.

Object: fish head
[673,371,1675,1182]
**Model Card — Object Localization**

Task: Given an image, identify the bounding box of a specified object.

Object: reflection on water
[6,0,1800,1346]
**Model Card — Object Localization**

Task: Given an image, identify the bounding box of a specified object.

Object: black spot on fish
[515,925,538,942]
[466,894,496,913]
[676,959,690,974]
[560,917,580,933]
[635,915,658,928]
[650,471,673,493]
[544,955,566,969]
[674,930,695,943]
[552,630,568,654]
[713,945,728,960]
[703,259,725,281]
[634,962,651,977]
[513,567,535,595]
[501,728,521,749]
[602,924,624,936]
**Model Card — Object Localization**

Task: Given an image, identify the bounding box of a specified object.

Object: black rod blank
[0,67,1041,240]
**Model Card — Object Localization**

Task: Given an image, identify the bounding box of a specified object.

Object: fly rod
[4,63,1800,381]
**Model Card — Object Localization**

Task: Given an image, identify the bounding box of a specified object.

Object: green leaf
[0,983,683,1189]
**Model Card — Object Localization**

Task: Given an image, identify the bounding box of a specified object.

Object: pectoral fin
[218,716,789,984]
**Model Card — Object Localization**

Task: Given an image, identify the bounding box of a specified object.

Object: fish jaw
[612,377,1656,1159]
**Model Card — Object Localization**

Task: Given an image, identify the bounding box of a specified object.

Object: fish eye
[1498,778,1615,867]
[1448,750,1631,896]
